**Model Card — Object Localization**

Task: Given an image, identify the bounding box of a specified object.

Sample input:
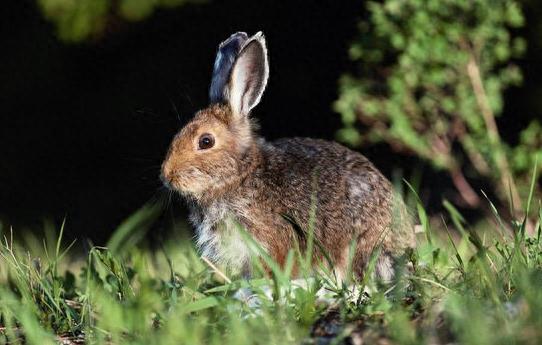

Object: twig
[201,256,232,284]
[466,53,522,210]
[451,168,481,207]
[409,276,452,292]
[56,333,85,345]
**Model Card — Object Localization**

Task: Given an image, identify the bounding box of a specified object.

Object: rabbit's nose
[160,164,174,188]
[160,171,172,188]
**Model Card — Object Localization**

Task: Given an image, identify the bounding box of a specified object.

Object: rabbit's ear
[209,32,249,104]
[228,32,269,117]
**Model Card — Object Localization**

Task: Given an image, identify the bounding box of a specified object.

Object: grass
[1,189,542,344]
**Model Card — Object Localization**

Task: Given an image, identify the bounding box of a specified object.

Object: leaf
[179,296,219,314]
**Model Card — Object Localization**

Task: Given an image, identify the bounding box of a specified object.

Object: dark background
[1,0,541,243]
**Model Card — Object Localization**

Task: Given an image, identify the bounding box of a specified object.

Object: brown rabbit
[161,32,415,282]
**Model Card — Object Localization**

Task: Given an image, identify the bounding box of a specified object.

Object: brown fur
[162,104,415,280]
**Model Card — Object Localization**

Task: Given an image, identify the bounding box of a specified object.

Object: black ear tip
[219,32,249,49]
[232,31,249,40]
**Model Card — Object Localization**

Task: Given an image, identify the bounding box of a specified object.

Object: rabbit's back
[262,137,395,223]
[253,137,414,278]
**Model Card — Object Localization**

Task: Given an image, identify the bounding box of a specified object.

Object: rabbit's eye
[198,133,215,150]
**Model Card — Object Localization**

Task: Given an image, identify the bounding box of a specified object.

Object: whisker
[136,107,159,116]
[169,189,176,210]
[178,83,194,108]
[169,98,182,124]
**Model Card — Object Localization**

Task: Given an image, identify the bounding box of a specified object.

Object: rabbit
[161,31,415,283]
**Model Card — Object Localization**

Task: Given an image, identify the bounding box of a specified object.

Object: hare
[161,32,414,282]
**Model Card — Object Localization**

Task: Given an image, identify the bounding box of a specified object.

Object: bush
[335,0,542,213]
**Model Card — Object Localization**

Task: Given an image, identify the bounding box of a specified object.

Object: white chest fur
[191,200,253,273]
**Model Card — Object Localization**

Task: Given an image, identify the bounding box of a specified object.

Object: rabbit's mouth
[161,167,212,197]
[160,174,180,191]
[161,172,188,192]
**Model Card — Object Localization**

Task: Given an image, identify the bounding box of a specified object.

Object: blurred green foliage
[37,0,203,42]
[336,0,542,212]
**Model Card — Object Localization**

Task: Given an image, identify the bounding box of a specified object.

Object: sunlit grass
[1,181,542,344]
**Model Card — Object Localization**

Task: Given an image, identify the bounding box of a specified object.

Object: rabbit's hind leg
[352,249,396,284]
[374,252,395,283]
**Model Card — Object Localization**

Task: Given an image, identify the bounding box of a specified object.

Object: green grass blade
[525,158,539,217]
[106,202,162,254]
